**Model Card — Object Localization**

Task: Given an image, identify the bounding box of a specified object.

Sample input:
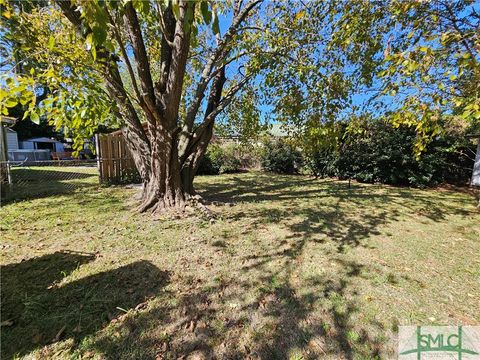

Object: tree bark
[56,0,261,214]
[179,67,226,200]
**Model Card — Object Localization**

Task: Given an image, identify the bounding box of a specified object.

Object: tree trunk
[177,68,225,207]
[55,0,259,216]
[137,127,186,213]
[180,121,214,198]
[139,168,186,213]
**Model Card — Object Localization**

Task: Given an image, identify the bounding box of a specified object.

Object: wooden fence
[96,133,138,183]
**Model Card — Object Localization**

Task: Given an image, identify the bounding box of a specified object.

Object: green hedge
[197,143,242,175]
[260,139,303,174]
[305,121,475,187]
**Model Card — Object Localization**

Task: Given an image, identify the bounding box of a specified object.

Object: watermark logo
[399,326,480,359]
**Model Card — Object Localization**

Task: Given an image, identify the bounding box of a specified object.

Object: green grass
[1,170,479,359]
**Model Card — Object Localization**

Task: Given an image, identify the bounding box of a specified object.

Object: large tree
[65,0,263,213]
[1,0,270,213]
[2,0,385,214]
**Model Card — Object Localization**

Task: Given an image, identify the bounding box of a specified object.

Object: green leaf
[48,35,55,51]
[184,5,194,31]
[212,11,220,35]
[200,1,211,24]
[172,1,180,20]
[86,33,93,51]
[4,99,17,108]
[91,44,97,61]
[92,25,107,46]
[19,96,30,106]
[30,111,40,124]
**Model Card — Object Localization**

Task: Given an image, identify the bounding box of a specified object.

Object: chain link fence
[0,160,99,204]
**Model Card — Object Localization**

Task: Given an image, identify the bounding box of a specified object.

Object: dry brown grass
[1,170,479,359]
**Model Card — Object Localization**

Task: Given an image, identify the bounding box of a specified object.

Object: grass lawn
[1,169,479,359]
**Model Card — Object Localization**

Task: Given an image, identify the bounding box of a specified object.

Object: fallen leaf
[32,333,43,344]
[187,320,196,332]
[54,325,66,342]
[1,319,14,327]
[135,302,148,311]
[83,351,95,358]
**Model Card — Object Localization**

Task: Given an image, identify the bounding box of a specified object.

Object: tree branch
[123,2,156,109]
[164,0,196,125]
[191,73,253,146]
[182,0,263,133]
[55,0,151,169]
[105,7,142,105]
[157,4,175,96]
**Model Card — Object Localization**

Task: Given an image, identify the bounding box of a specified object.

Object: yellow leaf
[296,11,305,21]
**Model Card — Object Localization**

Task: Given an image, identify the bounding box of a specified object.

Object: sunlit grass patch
[1,172,479,359]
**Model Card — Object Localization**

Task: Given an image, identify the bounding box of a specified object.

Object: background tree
[251,0,479,160]
[372,0,479,157]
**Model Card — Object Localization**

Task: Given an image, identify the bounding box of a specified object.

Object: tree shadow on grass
[84,174,476,359]
[97,255,387,359]
[1,251,168,359]
[84,202,398,358]
[189,173,475,357]
[3,174,473,359]
[197,173,474,222]
[228,229,389,359]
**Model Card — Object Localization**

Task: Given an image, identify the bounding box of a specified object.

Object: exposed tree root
[137,194,158,213]
[136,192,217,222]
[185,193,234,208]
[185,193,217,221]
[192,200,216,221]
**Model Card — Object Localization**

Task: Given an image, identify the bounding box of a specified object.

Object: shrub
[197,143,242,175]
[261,139,302,174]
[216,143,242,174]
[304,149,338,178]
[237,143,263,169]
[304,120,475,187]
[196,150,219,175]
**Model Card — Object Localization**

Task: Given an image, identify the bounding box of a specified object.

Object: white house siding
[6,130,18,151]
[472,140,480,187]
